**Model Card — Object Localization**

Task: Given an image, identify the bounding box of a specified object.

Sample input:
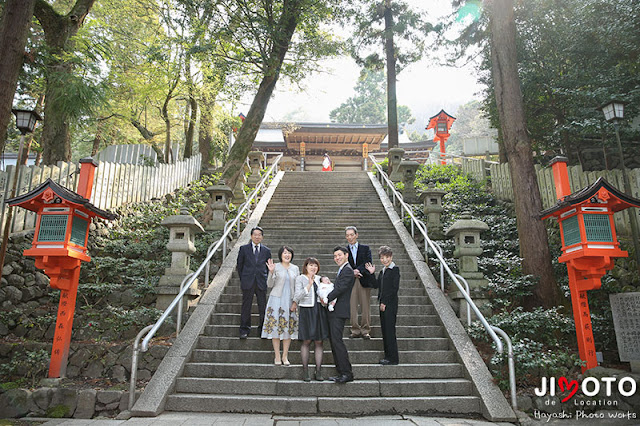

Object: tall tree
[0,0,37,152]
[219,0,341,189]
[486,0,560,307]
[348,1,430,148]
[34,0,97,164]
[329,68,414,125]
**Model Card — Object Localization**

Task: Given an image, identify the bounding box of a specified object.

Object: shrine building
[249,122,436,171]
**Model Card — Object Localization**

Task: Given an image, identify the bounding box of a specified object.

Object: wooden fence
[1,154,201,237]
[489,162,640,235]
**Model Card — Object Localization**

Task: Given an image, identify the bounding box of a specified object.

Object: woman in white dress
[263,246,299,365]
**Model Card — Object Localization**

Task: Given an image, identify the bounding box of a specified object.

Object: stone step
[164,394,482,415]
[212,302,436,315]
[215,293,433,305]
[190,349,457,364]
[181,362,466,380]
[208,313,439,327]
[203,325,445,338]
[221,286,427,296]
[174,377,473,397]
[195,336,450,351]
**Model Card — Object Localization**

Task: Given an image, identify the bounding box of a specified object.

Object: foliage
[412,163,584,388]
[0,348,50,387]
[329,69,414,125]
[444,0,640,160]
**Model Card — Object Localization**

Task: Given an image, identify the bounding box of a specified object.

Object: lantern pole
[612,121,640,272]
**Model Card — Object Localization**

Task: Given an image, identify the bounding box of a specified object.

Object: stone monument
[445,212,489,320]
[419,183,447,239]
[203,184,233,231]
[156,208,204,312]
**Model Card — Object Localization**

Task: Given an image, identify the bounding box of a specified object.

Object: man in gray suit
[324,246,355,383]
[236,226,272,339]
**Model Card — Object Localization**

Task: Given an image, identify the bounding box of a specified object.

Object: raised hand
[266,258,275,272]
[364,262,375,274]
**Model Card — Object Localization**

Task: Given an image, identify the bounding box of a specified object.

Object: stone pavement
[27,413,517,426]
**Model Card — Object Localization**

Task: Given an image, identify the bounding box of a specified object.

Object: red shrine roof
[540,177,640,219]
[7,178,117,220]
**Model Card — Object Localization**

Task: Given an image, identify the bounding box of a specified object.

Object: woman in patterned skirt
[262,246,299,365]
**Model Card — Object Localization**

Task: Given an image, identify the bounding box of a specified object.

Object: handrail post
[492,326,517,411]
[129,324,154,410]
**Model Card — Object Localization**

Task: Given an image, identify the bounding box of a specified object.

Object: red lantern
[426,109,456,165]
[7,159,116,377]
[541,156,640,372]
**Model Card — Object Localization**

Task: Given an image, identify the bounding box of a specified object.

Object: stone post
[156,208,204,312]
[419,183,447,239]
[247,151,264,186]
[398,160,420,204]
[445,213,489,320]
[204,185,233,231]
[387,147,405,182]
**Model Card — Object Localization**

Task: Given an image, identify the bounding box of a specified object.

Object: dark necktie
[254,245,259,262]
[380,268,385,297]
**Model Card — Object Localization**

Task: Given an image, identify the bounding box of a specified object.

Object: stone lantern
[247,151,264,186]
[419,183,447,239]
[204,184,233,231]
[398,160,421,204]
[445,213,489,319]
[387,147,405,182]
[156,208,204,312]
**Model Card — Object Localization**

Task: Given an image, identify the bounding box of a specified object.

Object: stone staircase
[132,171,514,421]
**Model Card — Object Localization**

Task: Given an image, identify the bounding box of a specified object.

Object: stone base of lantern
[449,277,489,321]
[156,269,201,313]
[247,172,261,186]
[205,210,227,231]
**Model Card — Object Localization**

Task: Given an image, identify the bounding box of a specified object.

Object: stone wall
[0,341,168,418]
[0,386,138,419]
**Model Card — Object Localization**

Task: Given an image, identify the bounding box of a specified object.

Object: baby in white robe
[317,276,336,311]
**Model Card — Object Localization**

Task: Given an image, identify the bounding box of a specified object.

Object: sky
[240,0,486,135]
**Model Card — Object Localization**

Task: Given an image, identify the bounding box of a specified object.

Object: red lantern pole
[543,156,639,372]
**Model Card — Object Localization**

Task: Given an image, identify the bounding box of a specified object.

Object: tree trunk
[220,0,302,189]
[0,0,36,153]
[162,76,180,163]
[487,0,560,308]
[91,120,103,156]
[184,95,197,159]
[384,0,399,149]
[34,0,96,165]
[198,98,214,169]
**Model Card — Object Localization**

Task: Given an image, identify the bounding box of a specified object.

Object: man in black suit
[365,245,400,365]
[236,226,272,339]
[324,246,355,383]
[345,226,373,339]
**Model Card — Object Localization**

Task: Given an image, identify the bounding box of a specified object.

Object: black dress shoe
[379,359,398,365]
[334,373,354,383]
[328,375,340,382]
[239,333,248,339]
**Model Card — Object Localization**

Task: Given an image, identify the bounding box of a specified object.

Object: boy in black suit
[236,226,272,339]
[365,245,400,365]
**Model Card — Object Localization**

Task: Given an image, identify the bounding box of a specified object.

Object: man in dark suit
[345,226,374,339]
[236,226,272,339]
[324,246,355,383]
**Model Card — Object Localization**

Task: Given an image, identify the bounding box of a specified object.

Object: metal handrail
[128,153,283,409]
[369,154,516,409]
